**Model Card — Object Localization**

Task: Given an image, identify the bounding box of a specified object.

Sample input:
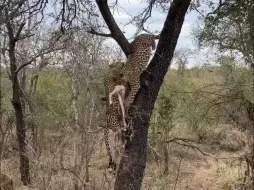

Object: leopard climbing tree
[111,34,156,111]
[94,0,191,188]
[103,34,156,173]
[103,61,127,172]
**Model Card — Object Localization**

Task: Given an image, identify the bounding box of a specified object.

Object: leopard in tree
[112,33,156,113]
[103,61,129,173]
[109,84,127,127]
[104,33,156,173]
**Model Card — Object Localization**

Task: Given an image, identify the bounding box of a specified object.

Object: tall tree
[196,0,254,186]
[1,0,63,185]
[1,0,192,188]
[197,0,254,66]
[92,0,192,189]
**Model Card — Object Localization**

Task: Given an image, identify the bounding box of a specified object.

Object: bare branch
[14,22,26,41]
[60,0,66,33]
[15,60,34,75]
[87,28,112,37]
[206,0,228,18]
[95,0,131,57]
[175,142,215,158]
[134,0,156,36]
[166,137,193,143]
[16,33,35,41]
[15,47,64,75]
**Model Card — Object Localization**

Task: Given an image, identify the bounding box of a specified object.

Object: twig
[175,141,216,158]
[166,137,194,143]
[173,154,183,190]
[15,47,64,75]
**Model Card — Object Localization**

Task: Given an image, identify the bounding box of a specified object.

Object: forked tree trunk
[114,0,191,189]
[6,21,30,185]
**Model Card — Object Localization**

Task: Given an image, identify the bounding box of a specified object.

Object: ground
[2,123,247,190]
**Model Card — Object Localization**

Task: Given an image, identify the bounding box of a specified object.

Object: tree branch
[5,20,15,42]
[166,137,193,143]
[15,60,34,75]
[15,47,64,75]
[95,0,131,57]
[87,28,112,37]
[14,22,26,41]
[206,0,228,18]
[134,0,156,36]
[16,33,35,41]
[175,142,215,158]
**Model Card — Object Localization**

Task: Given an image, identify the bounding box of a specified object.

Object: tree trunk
[28,73,40,154]
[6,21,30,185]
[71,61,79,128]
[12,75,31,185]
[114,0,191,189]
[27,79,38,155]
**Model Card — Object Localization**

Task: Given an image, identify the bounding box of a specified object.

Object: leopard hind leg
[104,129,116,173]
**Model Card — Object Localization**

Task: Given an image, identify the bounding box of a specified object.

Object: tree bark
[71,60,79,128]
[6,21,30,185]
[114,0,191,189]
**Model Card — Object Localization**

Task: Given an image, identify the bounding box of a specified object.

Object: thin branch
[173,155,182,190]
[175,141,215,158]
[15,60,34,75]
[61,0,66,33]
[134,0,156,36]
[166,137,193,143]
[193,6,205,18]
[206,0,228,18]
[15,47,64,75]
[16,33,35,41]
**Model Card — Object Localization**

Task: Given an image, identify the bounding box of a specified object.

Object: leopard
[104,34,156,173]
[109,84,127,127]
[103,61,129,173]
[113,34,156,112]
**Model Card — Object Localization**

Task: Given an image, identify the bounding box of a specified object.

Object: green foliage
[0,68,12,113]
[35,70,71,119]
[197,0,253,64]
[151,57,253,147]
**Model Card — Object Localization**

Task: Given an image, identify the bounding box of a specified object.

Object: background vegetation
[1,0,254,189]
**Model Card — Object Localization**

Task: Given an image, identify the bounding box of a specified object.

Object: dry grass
[1,125,248,190]
[142,146,244,190]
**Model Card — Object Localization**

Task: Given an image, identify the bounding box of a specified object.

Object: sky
[0,0,217,69]
[106,0,218,68]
